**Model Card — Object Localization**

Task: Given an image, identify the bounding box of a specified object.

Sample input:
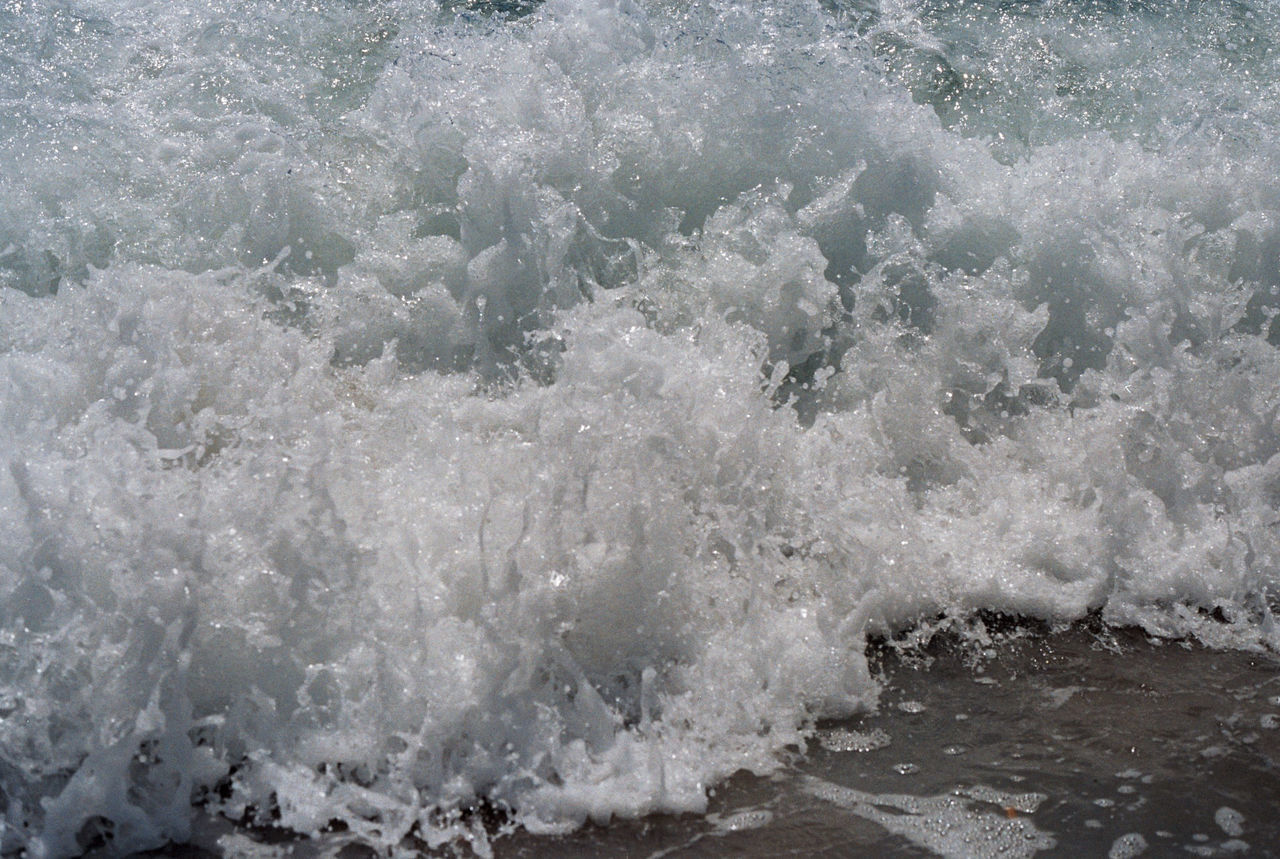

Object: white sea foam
[2,0,1280,854]
[803,775,1055,857]
[1108,832,1149,859]
[1215,806,1245,838]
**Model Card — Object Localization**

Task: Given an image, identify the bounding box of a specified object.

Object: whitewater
[1,0,1279,854]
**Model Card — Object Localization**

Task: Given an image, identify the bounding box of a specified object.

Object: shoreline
[136,625,1280,857]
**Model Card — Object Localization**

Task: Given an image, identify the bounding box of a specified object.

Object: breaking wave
[2,0,1279,853]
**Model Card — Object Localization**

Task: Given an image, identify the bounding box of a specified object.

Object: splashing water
[2,0,1280,853]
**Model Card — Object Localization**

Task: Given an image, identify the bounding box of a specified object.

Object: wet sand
[150,626,1280,857]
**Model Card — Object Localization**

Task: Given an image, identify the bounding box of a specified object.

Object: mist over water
[2,0,1279,853]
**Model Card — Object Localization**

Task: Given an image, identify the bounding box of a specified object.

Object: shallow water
[3,0,1280,854]
[141,627,1280,856]
[496,627,1280,857]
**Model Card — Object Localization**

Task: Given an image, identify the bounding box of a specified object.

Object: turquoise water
[2,0,1279,854]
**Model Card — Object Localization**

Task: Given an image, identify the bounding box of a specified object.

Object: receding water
[2,0,1279,855]
[138,627,1280,857]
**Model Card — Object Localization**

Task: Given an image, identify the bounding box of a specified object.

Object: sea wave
[2,0,1279,854]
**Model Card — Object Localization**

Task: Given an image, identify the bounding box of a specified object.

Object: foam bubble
[1215,806,1245,837]
[803,776,1056,857]
[1109,832,1149,859]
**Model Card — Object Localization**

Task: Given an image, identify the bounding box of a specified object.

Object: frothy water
[801,777,1055,857]
[2,0,1279,854]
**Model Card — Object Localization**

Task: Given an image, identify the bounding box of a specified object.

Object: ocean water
[490,628,1280,858]
[1,0,1279,854]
